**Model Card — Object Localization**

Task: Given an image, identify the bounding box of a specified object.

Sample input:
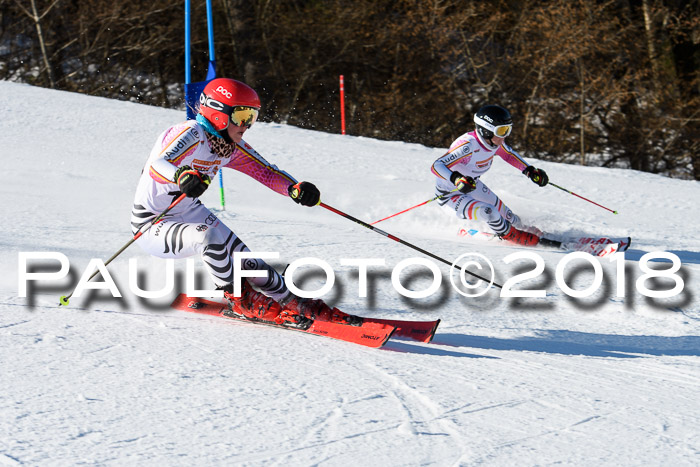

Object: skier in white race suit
[131,78,356,327]
[432,105,549,246]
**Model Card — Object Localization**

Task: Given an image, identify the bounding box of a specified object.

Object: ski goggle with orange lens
[200,94,260,128]
[493,124,512,137]
[230,106,259,128]
[474,115,512,138]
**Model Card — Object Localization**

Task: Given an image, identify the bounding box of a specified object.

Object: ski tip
[621,236,632,252]
[382,326,398,347]
[426,319,441,343]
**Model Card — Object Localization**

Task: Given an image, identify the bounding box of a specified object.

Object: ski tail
[171,293,226,316]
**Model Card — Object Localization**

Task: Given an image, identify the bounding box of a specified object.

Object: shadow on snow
[625,248,700,265]
[429,330,700,358]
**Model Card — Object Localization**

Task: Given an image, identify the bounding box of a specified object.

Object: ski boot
[499,225,541,246]
[273,308,314,329]
[220,282,311,328]
[280,296,363,327]
[520,224,544,237]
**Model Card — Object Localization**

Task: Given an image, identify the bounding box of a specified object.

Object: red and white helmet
[198,78,261,131]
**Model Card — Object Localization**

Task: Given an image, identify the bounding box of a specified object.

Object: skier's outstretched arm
[497,144,549,187]
[225,142,320,206]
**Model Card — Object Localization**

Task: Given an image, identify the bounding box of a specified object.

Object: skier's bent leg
[134,207,299,319]
[198,222,288,300]
[454,197,511,234]
[446,194,540,246]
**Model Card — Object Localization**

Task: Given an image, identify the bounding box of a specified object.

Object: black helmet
[474,105,513,142]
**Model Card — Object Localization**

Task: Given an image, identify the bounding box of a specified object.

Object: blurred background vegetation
[1,0,698,179]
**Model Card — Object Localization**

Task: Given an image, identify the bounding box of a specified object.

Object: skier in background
[131,78,355,327]
[431,105,549,246]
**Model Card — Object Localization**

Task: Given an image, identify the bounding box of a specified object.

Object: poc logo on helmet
[216,86,233,99]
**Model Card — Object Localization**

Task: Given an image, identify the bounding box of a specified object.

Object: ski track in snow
[1,81,699,465]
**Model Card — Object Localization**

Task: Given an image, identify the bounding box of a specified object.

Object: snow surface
[1,81,699,466]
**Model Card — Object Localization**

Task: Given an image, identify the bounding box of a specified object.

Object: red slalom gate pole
[319,202,502,288]
[59,193,188,306]
[339,75,346,135]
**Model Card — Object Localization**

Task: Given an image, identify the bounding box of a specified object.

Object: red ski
[457,227,631,257]
[171,294,395,349]
[362,317,440,343]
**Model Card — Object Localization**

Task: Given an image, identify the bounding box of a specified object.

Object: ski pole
[370,189,459,225]
[218,171,226,210]
[59,193,188,306]
[319,202,502,289]
[549,182,618,214]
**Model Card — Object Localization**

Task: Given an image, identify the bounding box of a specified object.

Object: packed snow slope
[1,81,699,466]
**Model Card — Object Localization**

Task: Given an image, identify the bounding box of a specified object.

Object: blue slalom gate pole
[184,0,224,209]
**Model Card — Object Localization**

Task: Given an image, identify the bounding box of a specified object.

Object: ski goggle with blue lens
[474,115,512,138]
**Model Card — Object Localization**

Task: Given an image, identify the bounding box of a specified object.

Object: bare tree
[12,0,61,88]
[2,0,697,178]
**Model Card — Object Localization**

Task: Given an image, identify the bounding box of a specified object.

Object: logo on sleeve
[164,128,198,161]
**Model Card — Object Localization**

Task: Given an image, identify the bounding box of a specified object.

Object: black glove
[175,165,211,198]
[288,181,321,207]
[450,171,477,194]
[522,166,549,187]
